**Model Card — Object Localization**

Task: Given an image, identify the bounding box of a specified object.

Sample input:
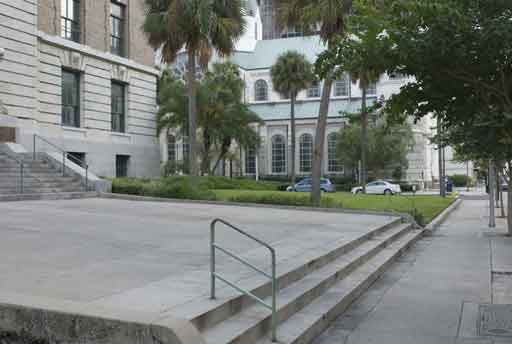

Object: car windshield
[320,179,329,184]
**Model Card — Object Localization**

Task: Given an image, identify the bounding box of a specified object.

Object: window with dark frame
[62,69,80,128]
[111,81,125,133]
[61,0,80,42]
[271,135,286,174]
[299,133,313,173]
[255,79,269,101]
[111,1,125,56]
[167,134,176,163]
[328,133,343,173]
[245,147,256,174]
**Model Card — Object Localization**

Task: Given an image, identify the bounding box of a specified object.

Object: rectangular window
[334,75,350,97]
[62,69,80,128]
[245,148,256,174]
[111,1,125,56]
[67,152,86,167]
[111,82,125,133]
[307,81,321,98]
[116,155,130,177]
[61,0,80,42]
[367,82,377,96]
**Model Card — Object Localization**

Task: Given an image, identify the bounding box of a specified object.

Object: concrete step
[202,223,414,344]
[0,191,98,202]
[176,218,403,332]
[0,185,85,194]
[257,229,424,344]
[0,176,80,184]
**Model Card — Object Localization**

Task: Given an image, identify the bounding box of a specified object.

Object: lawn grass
[213,190,455,225]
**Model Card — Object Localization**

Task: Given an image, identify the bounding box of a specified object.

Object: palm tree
[271,51,314,186]
[275,0,353,205]
[143,0,246,176]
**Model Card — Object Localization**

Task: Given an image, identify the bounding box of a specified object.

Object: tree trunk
[508,161,512,236]
[311,77,334,206]
[437,119,446,197]
[187,48,199,176]
[290,93,297,186]
[361,86,368,194]
[201,127,212,175]
[489,161,496,228]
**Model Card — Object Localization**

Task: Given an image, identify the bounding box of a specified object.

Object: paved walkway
[0,198,396,319]
[315,198,512,344]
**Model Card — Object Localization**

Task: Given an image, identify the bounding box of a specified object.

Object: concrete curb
[0,191,99,202]
[99,192,407,220]
[0,301,206,344]
[425,198,463,233]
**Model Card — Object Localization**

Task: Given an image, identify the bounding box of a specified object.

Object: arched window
[299,133,313,173]
[167,134,176,162]
[255,79,269,101]
[271,135,286,174]
[334,74,350,97]
[328,133,343,172]
[245,147,256,174]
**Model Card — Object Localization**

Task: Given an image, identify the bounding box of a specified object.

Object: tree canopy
[157,62,261,175]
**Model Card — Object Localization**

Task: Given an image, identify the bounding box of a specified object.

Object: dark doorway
[116,155,130,178]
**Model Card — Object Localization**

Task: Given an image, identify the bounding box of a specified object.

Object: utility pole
[489,161,496,228]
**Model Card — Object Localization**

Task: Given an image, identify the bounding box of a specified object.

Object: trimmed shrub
[112,177,216,200]
[449,174,473,187]
[226,191,342,208]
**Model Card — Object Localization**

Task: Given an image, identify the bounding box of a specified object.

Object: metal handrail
[210,219,277,342]
[1,152,24,194]
[33,134,89,191]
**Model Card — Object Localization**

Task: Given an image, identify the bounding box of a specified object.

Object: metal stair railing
[33,134,89,191]
[1,153,24,194]
[210,218,278,342]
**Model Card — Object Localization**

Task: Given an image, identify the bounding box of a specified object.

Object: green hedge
[226,191,342,208]
[449,174,473,187]
[112,178,216,200]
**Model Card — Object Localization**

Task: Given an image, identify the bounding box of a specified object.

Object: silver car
[351,181,402,195]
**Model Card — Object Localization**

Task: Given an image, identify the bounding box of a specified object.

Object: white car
[351,181,402,195]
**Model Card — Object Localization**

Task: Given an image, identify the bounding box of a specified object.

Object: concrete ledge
[0,302,205,344]
[0,192,99,202]
[425,198,462,233]
[99,192,408,220]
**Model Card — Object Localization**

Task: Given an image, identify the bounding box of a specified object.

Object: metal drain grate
[479,304,512,337]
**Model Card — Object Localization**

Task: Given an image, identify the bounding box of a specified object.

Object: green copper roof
[231,36,326,70]
[248,98,374,121]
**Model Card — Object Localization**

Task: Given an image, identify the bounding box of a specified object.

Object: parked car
[351,180,402,195]
[503,182,509,191]
[286,178,336,193]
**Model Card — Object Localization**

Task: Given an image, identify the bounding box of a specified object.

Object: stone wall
[0,0,38,120]
[37,0,154,67]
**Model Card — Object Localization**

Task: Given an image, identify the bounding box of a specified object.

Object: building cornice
[37,31,159,76]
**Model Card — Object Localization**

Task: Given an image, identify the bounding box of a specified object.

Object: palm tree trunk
[361,86,368,194]
[290,93,297,186]
[187,48,199,176]
[311,77,334,206]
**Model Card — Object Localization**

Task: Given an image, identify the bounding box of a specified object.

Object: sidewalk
[315,199,512,344]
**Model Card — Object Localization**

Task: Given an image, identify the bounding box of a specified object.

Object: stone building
[0,0,160,178]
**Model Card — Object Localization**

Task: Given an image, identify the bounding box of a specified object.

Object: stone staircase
[178,218,424,344]
[0,151,86,195]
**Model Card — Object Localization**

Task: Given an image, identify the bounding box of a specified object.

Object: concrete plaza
[0,198,395,319]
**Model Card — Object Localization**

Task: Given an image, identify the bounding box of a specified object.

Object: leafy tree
[380,0,512,233]
[143,0,246,176]
[157,63,261,176]
[336,118,414,180]
[275,0,352,205]
[271,51,314,185]
[316,2,392,192]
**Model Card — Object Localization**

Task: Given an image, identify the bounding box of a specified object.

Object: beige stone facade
[0,0,161,178]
